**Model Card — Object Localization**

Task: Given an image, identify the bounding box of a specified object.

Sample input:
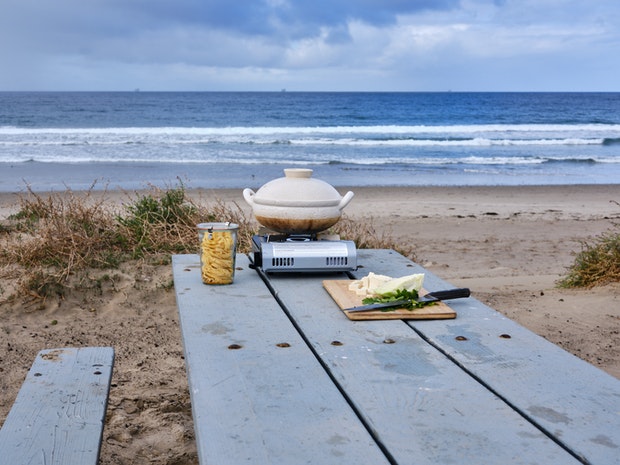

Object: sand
[1,184,619,465]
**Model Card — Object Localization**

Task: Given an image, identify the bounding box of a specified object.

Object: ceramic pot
[243,168,354,234]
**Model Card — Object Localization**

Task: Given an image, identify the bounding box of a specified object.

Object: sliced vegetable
[361,288,436,310]
[355,273,430,310]
[373,273,424,296]
[348,272,392,296]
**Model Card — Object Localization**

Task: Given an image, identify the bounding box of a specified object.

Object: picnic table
[172,250,620,465]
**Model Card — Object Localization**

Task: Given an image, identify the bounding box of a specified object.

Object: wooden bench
[173,252,620,465]
[0,347,115,465]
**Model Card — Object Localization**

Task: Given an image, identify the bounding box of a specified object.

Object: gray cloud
[0,0,460,65]
[0,0,618,90]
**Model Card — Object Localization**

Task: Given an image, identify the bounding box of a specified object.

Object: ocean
[0,91,619,192]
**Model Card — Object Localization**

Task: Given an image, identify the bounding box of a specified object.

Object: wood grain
[173,254,391,465]
[323,279,457,320]
[0,347,114,465]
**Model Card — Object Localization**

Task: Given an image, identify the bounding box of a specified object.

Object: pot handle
[243,188,256,207]
[338,191,354,211]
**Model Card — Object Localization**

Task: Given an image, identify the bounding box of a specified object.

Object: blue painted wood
[350,249,620,465]
[0,347,114,465]
[172,254,391,465]
[263,263,582,464]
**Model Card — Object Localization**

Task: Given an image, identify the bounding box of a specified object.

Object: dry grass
[115,185,255,259]
[0,183,254,303]
[5,180,616,303]
[559,200,619,288]
[0,183,412,305]
[559,229,620,288]
[331,215,417,261]
[2,181,615,304]
[1,186,122,301]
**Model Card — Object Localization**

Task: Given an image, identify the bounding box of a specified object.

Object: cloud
[0,0,460,69]
[0,0,618,90]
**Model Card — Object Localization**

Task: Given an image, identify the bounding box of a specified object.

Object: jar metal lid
[197,222,239,231]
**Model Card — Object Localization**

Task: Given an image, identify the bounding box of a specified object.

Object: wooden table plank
[350,249,620,465]
[0,347,114,465]
[172,254,391,465]
[261,267,581,464]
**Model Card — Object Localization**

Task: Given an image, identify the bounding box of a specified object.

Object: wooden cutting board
[323,280,457,321]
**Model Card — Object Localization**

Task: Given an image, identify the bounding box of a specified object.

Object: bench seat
[0,347,114,465]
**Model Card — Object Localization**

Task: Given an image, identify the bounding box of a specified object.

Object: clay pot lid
[251,169,343,207]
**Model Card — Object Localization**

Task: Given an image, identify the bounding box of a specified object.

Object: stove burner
[285,234,314,242]
[263,233,316,242]
[251,234,357,273]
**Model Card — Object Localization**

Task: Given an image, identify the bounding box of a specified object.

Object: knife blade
[345,288,470,313]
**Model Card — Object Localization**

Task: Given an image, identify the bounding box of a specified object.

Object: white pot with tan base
[243,168,354,234]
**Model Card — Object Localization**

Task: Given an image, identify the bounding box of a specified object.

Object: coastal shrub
[0,182,413,302]
[0,183,258,301]
[559,229,620,288]
[0,186,123,300]
[5,186,122,272]
[116,183,257,260]
[331,215,417,262]
[116,184,199,258]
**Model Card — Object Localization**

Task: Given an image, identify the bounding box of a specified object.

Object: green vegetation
[1,181,617,304]
[0,184,252,301]
[559,229,620,288]
[361,289,434,310]
[0,182,415,303]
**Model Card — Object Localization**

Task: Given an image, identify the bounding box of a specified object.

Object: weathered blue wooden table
[172,250,620,465]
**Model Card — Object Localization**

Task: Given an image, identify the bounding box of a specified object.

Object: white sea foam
[1,123,618,168]
[289,137,605,147]
[1,123,617,148]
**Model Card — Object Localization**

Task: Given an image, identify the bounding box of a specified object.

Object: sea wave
[289,137,606,147]
[1,123,618,168]
[328,155,620,166]
[2,123,620,135]
[2,154,618,166]
[0,126,617,148]
[3,137,606,148]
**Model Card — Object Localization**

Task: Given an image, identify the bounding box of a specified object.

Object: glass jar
[197,222,239,285]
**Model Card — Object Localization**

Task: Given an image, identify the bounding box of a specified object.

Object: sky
[1,0,618,92]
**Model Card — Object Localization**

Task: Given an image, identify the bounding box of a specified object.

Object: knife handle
[427,288,470,300]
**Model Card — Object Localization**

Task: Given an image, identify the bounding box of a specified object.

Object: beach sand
[1,184,619,464]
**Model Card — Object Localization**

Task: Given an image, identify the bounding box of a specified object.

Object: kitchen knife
[345,288,470,313]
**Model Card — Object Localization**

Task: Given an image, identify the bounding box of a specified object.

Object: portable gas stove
[251,233,357,273]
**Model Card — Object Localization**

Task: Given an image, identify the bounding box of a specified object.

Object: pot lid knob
[284,168,313,179]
